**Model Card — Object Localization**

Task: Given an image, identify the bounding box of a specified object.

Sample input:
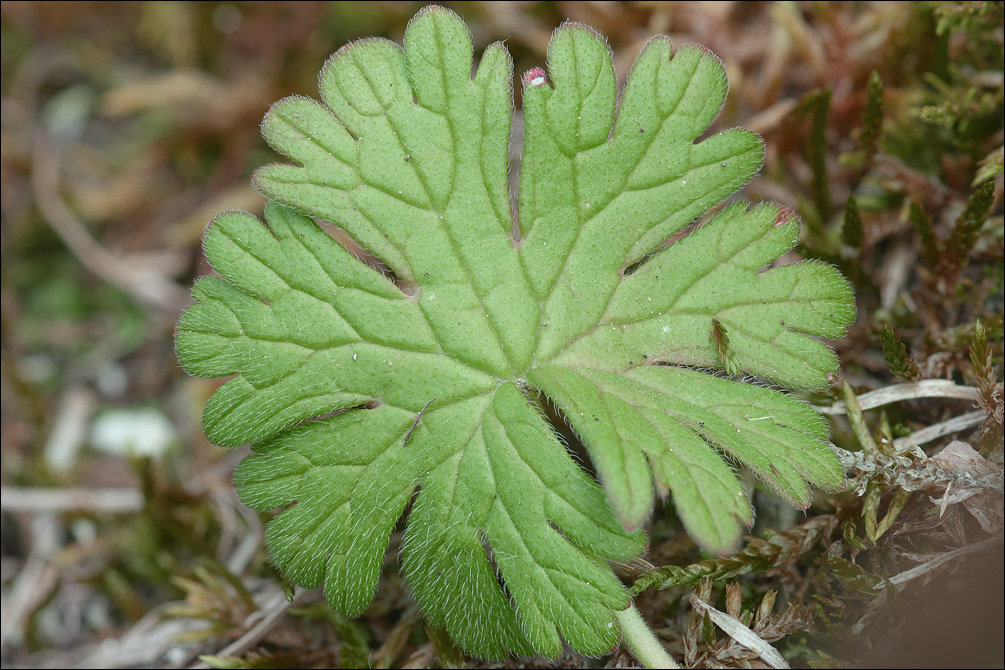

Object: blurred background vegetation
[1,2,1002,668]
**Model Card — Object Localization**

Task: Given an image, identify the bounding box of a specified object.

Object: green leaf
[807,88,833,221]
[909,200,939,267]
[177,6,854,660]
[842,195,863,249]
[950,180,995,263]
[856,70,883,164]
[880,323,919,381]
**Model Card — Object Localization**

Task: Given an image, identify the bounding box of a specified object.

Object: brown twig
[888,533,1003,588]
[689,595,789,669]
[815,380,980,415]
[892,410,987,452]
[0,515,62,654]
[188,587,321,668]
[0,486,143,513]
[31,128,189,314]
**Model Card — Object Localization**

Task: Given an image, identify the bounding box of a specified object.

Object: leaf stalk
[616,602,679,669]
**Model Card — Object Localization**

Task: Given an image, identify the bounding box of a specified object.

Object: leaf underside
[176,6,854,660]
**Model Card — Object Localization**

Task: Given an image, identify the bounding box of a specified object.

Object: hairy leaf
[177,6,854,659]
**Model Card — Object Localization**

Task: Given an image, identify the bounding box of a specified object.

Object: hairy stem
[616,602,679,669]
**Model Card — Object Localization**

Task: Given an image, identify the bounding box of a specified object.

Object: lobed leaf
[177,5,855,660]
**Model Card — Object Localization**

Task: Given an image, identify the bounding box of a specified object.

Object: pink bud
[773,207,794,227]
[523,67,548,87]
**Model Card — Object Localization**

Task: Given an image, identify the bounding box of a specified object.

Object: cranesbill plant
[176,5,854,662]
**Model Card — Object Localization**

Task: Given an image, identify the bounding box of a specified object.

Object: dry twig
[815,380,980,415]
[689,595,789,669]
